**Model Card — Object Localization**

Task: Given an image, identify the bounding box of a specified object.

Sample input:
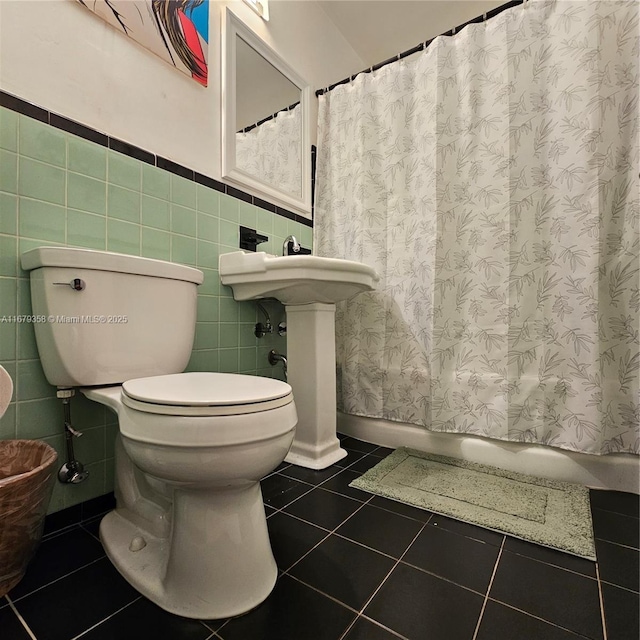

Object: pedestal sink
[220,251,378,469]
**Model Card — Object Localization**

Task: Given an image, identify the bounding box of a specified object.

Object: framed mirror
[222,9,312,217]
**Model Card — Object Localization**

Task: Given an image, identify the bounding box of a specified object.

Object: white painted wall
[0,0,365,178]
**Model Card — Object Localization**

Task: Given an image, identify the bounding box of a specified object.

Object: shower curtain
[314,0,639,455]
[236,103,302,195]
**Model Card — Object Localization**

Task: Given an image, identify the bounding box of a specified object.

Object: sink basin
[219,251,378,305]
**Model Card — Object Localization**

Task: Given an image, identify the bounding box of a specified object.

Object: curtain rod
[238,100,300,134]
[316,0,526,97]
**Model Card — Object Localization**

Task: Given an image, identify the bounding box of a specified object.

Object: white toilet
[20,247,297,620]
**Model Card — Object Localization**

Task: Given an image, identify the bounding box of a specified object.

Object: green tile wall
[0,106,313,513]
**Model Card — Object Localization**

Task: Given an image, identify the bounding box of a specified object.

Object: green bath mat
[350,447,596,560]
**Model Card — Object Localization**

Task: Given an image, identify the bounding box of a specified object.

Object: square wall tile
[198,268,219,295]
[142,164,170,200]
[220,219,238,247]
[239,202,257,230]
[16,397,61,439]
[197,184,218,214]
[219,194,239,222]
[107,219,140,255]
[187,349,219,372]
[19,116,66,167]
[300,225,313,248]
[0,320,16,361]
[18,157,65,205]
[0,403,16,439]
[17,359,54,401]
[274,215,288,238]
[18,322,39,360]
[171,174,196,208]
[67,210,106,250]
[108,150,141,191]
[0,192,18,235]
[196,240,219,269]
[68,172,106,215]
[171,235,196,266]
[219,323,239,348]
[197,212,218,243]
[142,227,171,261]
[171,204,196,237]
[74,426,106,465]
[142,195,170,230]
[194,323,218,350]
[1,150,18,194]
[0,107,18,152]
[107,184,140,223]
[0,235,18,277]
[256,207,274,235]
[68,136,107,180]
[238,347,257,372]
[197,295,218,322]
[220,296,239,322]
[219,348,238,373]
[19,197,66,243]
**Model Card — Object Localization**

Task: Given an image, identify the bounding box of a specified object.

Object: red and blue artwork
[76,1,209,86]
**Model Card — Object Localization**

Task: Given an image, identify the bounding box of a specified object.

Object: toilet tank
[20,247,204,388]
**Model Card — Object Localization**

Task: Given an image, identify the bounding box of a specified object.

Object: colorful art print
[77,0,208,86]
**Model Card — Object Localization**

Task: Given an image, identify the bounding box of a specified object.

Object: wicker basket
[0,440,57,597]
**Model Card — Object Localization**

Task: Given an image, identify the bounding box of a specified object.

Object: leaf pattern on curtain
[314,0,639,455]
[236,103,302,196]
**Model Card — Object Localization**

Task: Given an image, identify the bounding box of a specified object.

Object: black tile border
[0,89,313,228]
[109,136,155,165]
[51,113,109,147]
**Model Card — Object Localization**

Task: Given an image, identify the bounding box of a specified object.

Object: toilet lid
[121,372,293,416]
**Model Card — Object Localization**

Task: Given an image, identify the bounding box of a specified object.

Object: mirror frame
[222,8,312,218]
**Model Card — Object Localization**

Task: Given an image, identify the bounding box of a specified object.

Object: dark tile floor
[2,435,639,640]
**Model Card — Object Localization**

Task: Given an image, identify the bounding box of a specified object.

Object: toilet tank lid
[21,247,204,284]
[122,372,292,406]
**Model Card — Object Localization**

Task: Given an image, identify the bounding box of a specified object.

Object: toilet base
[100,482,277,619]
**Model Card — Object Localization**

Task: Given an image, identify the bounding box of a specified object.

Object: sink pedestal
[284,303,347,469]
[218,251,378,469]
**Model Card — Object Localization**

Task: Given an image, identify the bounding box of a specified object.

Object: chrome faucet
[283,235,301,256]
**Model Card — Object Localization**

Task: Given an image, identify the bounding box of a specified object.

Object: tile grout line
[596,563,608,640]
[499,546,599,581]
[598,578,640,595]
[335,515,435,640]
[282,492,376,575]
[70,596,142,640]
[217,473,379,638]
[471,536,505,640]
[483,597,600,638]
[8,555,106,605]
[354,614,410,640]
[6,595,37,640]
[595,536,640,552]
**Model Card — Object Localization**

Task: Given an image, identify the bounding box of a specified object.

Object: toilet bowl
[85,372,296,620]
[20,247,298,619]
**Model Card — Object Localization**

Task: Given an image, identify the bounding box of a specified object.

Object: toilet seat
[121,372,293,417]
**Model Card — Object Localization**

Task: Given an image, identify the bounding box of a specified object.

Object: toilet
[20,247,297,620]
